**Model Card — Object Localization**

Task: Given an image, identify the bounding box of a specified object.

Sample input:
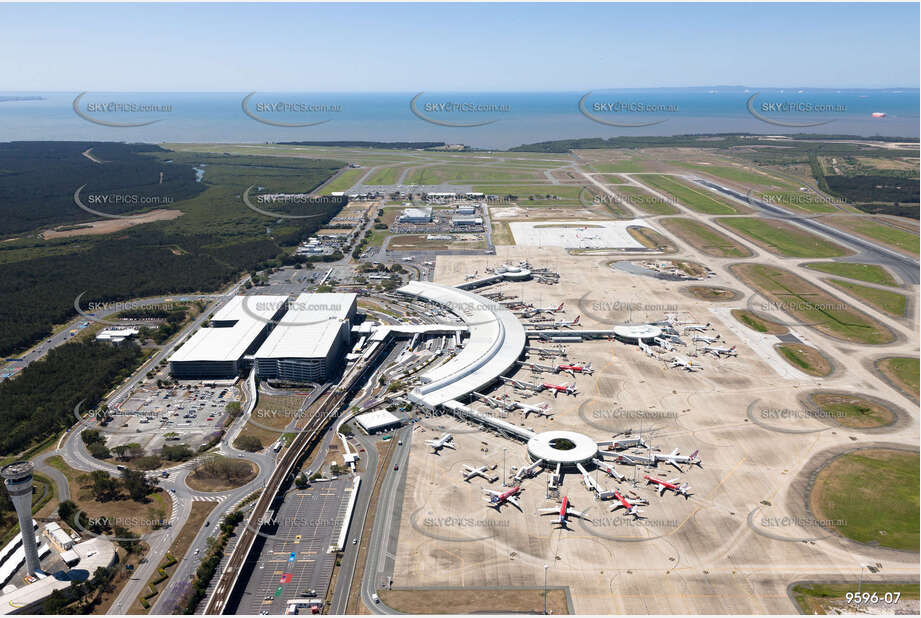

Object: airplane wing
[658,485,667,496]
[537,508,558,515]
[667,460,683,473]
[569,509,592,522]
[444,442,456,450]
[507,496,521,508]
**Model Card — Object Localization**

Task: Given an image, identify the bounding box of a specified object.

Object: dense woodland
[0,340,143,455]
[0,142,205,235]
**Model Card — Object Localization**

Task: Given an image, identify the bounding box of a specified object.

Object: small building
[43,522,74,552]
[451,216,483,227]
[455,205,476,215]
[399,206,433,224]
[95,327,140,344]
[354,409,403,434]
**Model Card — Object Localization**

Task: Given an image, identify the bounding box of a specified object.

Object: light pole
[543,564,549,614]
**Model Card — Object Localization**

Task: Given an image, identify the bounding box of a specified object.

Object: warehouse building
[168,295,288,379]
[399,206,433,223]
[254,293,357,383]
[354,409,403,434]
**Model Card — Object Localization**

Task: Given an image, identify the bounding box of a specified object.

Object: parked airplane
[465,271,478,280]
[601,435,648,451]
[667,356,704,371]
[703,345,737,357]
[682,322,711,333]
[542,381,578,397]
[425,433,456,453]
[519,361,557,374]
[644,475,691,497]
[483,486,522,511]
[592,458,625,481]
[531,302,564,315]
[462,465,497,483]
[610,452,657,466]
[518,401,553,418]
[610,491,647,518]
[655,448,701,471]
[472,392,516,411]
[557,362,593,376]
[553,315,581,329]
[538,496,591,527]
[499,376,543,392]
[525,345,567,358]
[692,335,719,344]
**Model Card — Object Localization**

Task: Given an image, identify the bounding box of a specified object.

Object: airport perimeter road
[360,427,412,615]
[695,177,921,284]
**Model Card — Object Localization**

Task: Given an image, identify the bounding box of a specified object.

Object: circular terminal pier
[527,430,598,467]
[613,324,662,344]
[496,265,531,281]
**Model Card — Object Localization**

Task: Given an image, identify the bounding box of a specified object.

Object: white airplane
[425,433,456,453]
[465,271,478,280]
[655,448,702,471]
[518,360,557,374]
[610,452,657,467]
[600,435,649,451]
[653,337,673,351]
[498,376,543,392]
[539,496,592,528]
[644,475,692,497]
[472,392,516,411]
[483,486,523,511]
[592,458,625,481]
[703,345,737,357]
[530,302,564,315]
[682,322,711,333]
[692,334,719,344]
[610,491,648,518]
[667,356,704,371]
[462,464,497,482]
[552,315,580,329]
[525,345,567,358]
[518,401,553,418]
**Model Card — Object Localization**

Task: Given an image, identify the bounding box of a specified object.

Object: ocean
[0,89,917,150]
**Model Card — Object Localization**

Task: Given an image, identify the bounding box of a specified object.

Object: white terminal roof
[398,281,526,408]
[355,409,401,431]
[169,295,288,363]
[255,293,356,360]
[613,324,662,340]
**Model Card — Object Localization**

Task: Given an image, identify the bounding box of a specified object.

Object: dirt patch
[379,587,570,614]
[682,285,742,302]
[627,226,675,252]
[186,458,258,492]
[41,209,183,239]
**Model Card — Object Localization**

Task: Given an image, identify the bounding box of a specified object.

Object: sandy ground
[388,241,918,614]
[41,208,183,238]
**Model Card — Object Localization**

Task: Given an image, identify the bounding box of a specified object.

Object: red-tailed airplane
[644,475,691,497]
[539,496,591,527]
[526,302,564,317]
[610,491,647,518]
[483,486,523,511]
[541,381,577,397]
[556,361,593,376]
[552,315,580,328]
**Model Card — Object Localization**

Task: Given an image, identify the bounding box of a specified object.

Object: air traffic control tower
[1,461,41,575]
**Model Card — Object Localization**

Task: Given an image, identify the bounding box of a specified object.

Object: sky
[1,2,918,91]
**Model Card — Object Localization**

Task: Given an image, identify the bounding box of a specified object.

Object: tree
[88,470,119,502]
[121,468,153,501]
[58,499,78,523]
[234,435,263,452]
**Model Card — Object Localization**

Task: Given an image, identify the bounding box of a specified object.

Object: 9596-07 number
[845,592,901,604]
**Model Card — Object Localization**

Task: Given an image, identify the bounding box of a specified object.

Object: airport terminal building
[254,293,357,383]
[168,295,288,379]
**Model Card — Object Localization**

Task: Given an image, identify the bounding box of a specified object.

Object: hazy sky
[2,3,918,91]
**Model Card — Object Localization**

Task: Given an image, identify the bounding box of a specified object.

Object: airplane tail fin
[573,315,580,325]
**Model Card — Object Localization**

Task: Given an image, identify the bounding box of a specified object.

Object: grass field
[825,278,908,317]
[613,184,679,214]
[731,263,894,345]
[717,217,851,258]
[590,159,647,173]
[803,262,899,287]
[685,286,740,302]
[659,217,752,257]
[364,166,404,185]
[810,449,919,550]
[730,309,788,334]
[406,165,544,185]
[791,582,920,614]
[775,343,832,377]
[669,161,795,188]
[809,393,895,429]
[876,357,920,400]
[753,190,841,213]
[827,216,920,256]
[234,392,308,450]
[636,174,740,214]
[317,168,364,194]
[474,184,587,200]
[626,226,675,252]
